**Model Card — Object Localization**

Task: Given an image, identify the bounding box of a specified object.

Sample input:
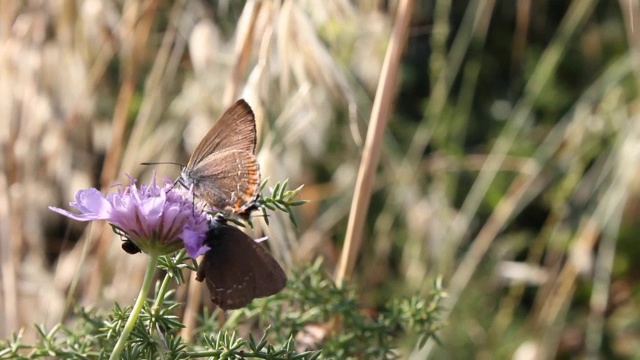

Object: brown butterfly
[196,215,287,310]
[179,99,260,215]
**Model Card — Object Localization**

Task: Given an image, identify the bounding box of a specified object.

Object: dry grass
[0,0,384,344]
[2,0,640,358]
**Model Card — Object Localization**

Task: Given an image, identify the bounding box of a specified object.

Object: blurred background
[1,0,640,358]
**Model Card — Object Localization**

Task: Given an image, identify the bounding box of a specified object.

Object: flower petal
[181,227,209,258]
[47,206,98,221]
[48,188,113,221]
[72,188,113,218]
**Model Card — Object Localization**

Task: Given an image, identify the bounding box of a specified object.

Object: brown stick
[335,0,415,285]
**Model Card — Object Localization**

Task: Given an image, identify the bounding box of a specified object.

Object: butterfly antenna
[140,161,184,167]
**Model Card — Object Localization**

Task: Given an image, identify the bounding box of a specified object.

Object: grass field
[1,0,639,358]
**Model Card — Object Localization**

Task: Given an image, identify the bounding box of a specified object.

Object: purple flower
[49,173,211,258]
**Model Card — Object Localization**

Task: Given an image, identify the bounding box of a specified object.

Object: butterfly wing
[196,222,287,310]
[184,150,260,213]
[187,99,257,170]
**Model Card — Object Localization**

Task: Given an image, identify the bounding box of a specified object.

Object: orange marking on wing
[234,198,244,210]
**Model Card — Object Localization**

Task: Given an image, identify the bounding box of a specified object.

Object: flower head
[49,173,210,258]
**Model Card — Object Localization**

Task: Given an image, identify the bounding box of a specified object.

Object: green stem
[149,267,173,332]
[110,253,159,360]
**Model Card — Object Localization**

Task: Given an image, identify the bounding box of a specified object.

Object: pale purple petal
[48,188,113,221]
[110,191,130,213]
[47,206,99,221]
[73,188,113,217]
[182,227,209,258]
[138,194,165,231]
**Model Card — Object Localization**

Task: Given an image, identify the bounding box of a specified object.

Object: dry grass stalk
[335,0,415,285]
